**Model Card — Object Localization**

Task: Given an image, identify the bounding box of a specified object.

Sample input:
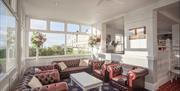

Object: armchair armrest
[128,68,148,87]
[35,69,60,85]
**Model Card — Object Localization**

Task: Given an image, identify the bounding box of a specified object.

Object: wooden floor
[157,79,180,91]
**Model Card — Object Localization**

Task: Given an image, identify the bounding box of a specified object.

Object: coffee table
[70,72,103,91]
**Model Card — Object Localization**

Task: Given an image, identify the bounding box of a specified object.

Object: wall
[93,0,179,91]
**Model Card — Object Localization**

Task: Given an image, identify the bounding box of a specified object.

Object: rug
[62,78,149,91]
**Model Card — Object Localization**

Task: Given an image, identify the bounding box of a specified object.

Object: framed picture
[129,26,146,40]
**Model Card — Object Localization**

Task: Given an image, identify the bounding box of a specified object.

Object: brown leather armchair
[107,63,148,91]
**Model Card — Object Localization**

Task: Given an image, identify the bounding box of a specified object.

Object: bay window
[28,18,92,57]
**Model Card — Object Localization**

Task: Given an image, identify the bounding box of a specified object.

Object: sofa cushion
[58,62,67,70]
[35,68,42,73]
[28,76,42,88]
[79,59,89,66]
[112,75,128,86]
[61,66,88,73]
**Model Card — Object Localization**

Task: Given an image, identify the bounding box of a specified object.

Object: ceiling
[157,2,180,34]
[106,17,124,30]
[22,0,157,24]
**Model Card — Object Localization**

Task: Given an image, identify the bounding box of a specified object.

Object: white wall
[93,0,179,91]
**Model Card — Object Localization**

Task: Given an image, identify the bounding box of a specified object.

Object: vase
[35,48,39,65]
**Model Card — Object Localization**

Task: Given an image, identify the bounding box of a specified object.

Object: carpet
[158,79,180,91]
[62,79,149,91]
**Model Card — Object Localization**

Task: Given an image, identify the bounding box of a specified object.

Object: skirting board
[145,75,170,91]
[145,82,158,91]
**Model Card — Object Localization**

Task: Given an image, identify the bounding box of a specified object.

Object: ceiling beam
[159,10,180,23]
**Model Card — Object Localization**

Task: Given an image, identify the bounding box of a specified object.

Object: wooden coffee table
[70,72,103,91]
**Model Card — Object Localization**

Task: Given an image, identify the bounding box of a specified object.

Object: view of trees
[29,45,90,57]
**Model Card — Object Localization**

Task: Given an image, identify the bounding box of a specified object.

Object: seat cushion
[61,66,88,73]
[112,75,128,86]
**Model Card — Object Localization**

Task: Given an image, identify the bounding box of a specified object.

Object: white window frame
[26,17,92,58]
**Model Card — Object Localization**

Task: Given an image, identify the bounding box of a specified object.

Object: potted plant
[31,32,46,63]
[88,35,101,58]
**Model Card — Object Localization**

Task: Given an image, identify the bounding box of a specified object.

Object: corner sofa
[15,65,68,91]
[52,59,92,79]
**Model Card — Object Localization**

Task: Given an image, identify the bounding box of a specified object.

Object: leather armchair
[107,63,148,91]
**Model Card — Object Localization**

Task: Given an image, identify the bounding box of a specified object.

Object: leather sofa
[15,65,68,91]
[52,59,91,79]
[107,63,148,91]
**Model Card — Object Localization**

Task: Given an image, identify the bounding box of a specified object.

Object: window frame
[128,26,147,51]
[26,17,92,58]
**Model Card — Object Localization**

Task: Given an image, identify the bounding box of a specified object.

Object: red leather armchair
[92,60,118,81]
[107,63,148,91]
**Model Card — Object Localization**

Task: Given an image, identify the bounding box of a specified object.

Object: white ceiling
[23,0,157,24]
[106,17,124,30]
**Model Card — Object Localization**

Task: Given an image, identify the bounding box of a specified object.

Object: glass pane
[0,1,17,72]
[30,19,47,30]
[77,35,91,54]
[81,25,91,33]
[130,39,147,48]
[66,34,91,55]
[29,32,65,56]
[50,21,64,31]
[66,34,78,55]
[67,23,79,32]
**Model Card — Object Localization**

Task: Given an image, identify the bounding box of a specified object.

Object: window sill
[0,66,16,82]
[26,54,91,60]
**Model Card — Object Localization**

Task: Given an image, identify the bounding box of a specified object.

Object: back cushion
[112,65,122,77]
[62,59,80,67]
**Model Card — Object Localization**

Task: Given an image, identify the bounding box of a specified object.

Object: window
[28,18,92,57]
[50,21,64,31]
[30,19,47,30]
[129,27,147,49]
[81,25,91,33]
[66,34,90,55]
[67,23,79,32]
[29,32,65,56]
[77,35,91,54]
[0,1,17,73]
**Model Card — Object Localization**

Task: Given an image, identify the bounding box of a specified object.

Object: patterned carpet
[63,79,119,91]
[158,79,180,91]
[62,79,149,91]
